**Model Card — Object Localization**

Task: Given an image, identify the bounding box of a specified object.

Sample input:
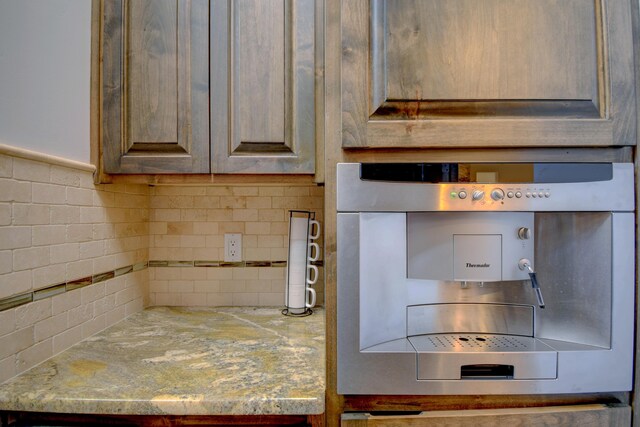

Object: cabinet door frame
[210,0,316,174]
[341,0,637,148]
[340,404,631,427]
[101,0,210,174]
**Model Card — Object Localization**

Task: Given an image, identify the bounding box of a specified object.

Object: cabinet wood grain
[383,0,597,102]
[97,0,318,177]
[101,0,209,174]
[3,412,324,427]
[127,0,178,146]
[341,404,630,427]
[211,0,316,173]
[342,0,636,148]
[236,0,286,146]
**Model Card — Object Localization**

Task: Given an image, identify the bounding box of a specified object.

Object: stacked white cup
[285,215,320,314]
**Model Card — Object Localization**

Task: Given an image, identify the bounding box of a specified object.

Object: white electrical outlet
[224,233,242,262]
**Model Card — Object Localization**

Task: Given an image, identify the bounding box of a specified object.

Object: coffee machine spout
[519,259,545,309]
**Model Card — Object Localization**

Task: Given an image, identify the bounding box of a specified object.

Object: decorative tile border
[0,262,148,313]
[148,260,323,268]
[0,260,325,312]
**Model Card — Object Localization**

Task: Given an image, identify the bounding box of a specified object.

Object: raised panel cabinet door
[101,0,209,173]
[211,0,316,173]
[342,0,636,148]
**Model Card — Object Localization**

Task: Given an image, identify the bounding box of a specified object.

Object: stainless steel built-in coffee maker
[337,162,635,394]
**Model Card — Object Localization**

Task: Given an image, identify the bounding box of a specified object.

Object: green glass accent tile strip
[167,261,194,267]
[0,293,33,312]
[271,261,287,267]
[33,284,66,301]
[245,261,271,267]
[0,262,148,313]
[218,262,245,268]
[115,265,134,277]
[148,260,323,268]
[93,271,115,284]
[66,276,93,291]
[148,261,168,267]
[194,261,220,267]
[133,262,148,272]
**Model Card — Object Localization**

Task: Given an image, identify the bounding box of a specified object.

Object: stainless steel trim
[410,334,557,380]
[407,304,534,337]
[337,163,634,212]
[337,214,422,394]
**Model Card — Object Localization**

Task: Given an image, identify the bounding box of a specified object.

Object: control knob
[518,227,531,240]
[472,190,485,201]
[490,188,505,201]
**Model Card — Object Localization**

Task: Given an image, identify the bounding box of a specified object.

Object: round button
[538,192,544,198]
[518,227,531,240]
[515,191,522,198]
[472,190,485,201]
[490,188,505,201]
[458,191,467,199]
[532,193,538,198]
[507,191,514,198]
[526,192,531,198]
[545,192,550,198]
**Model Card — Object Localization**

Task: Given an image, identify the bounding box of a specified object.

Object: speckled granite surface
[0,307,325,416]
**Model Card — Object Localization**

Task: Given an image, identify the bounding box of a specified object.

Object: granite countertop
[0,306,325,416]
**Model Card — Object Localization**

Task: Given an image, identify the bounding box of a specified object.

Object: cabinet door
[101,0,209,173]
[342,0,636,148]
[211,0,315,173]
[341,404,631,426]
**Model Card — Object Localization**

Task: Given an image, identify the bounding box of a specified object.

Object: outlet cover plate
[224,233,242,262]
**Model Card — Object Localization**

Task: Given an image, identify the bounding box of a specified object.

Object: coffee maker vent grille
[424,334,530,351]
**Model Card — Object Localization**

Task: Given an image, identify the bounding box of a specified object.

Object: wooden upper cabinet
[101,0,209,173]
[210,0,316,173]
[342,0,637,148]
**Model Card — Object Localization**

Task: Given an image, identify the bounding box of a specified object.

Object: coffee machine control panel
[451,186,552,204]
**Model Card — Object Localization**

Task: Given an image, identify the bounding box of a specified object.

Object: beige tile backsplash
[0,148,325,384]
[0,151,149,383]
[148,184,324,308]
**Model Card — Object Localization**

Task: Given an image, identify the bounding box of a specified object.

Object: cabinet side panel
[102,0,124,172]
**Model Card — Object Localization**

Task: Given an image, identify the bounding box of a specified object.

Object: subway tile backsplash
[0,149,149,383]
[0,146,325,384]
[147,184,324,307]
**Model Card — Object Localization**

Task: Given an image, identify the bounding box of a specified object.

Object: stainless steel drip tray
[409,333,555,353]
[408,334,558,380]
